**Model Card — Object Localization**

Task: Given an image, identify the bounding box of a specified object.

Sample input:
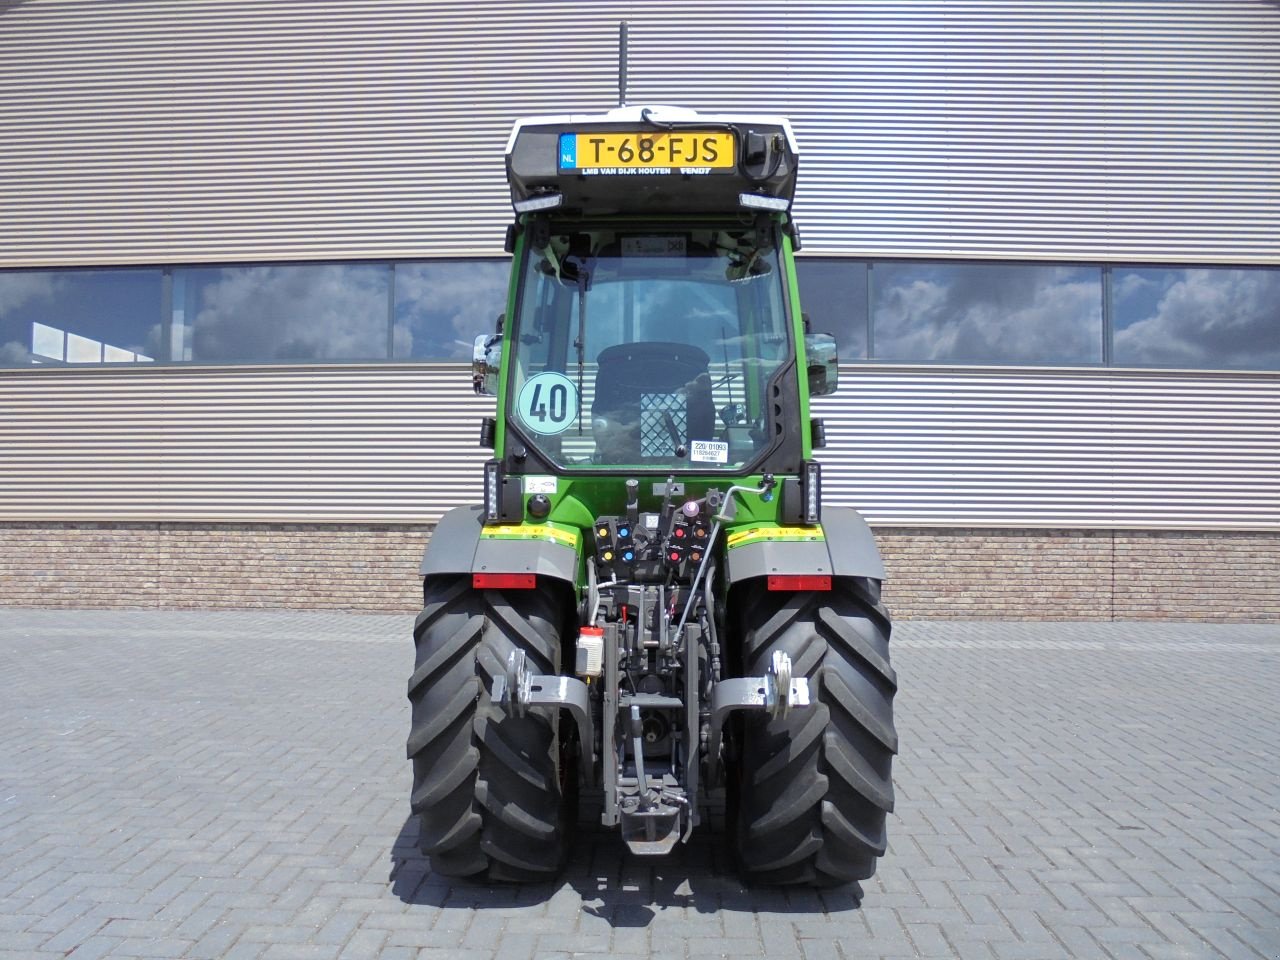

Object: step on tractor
[407,103,897,887]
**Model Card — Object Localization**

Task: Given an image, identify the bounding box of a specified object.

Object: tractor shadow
[389,805,864,924]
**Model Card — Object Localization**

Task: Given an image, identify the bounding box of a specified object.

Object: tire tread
[734,578,897,887]
[406,576,570,881]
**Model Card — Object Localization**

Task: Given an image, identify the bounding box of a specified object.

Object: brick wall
[0,522,431,613]
[1,522,1276,621]
[875,528,1114,621]
[1112,531,1280,621]
[875,528,1280,621]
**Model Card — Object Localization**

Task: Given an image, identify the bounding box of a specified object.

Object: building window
[1112,267,1280,369]
[2,259,1278,372]
[794,259,868,360]
[174,264,393,363]
[869,262,1103,365]
[0,269,161,365]
[393,261,510,360]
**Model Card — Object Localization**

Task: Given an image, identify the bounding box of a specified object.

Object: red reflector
[767,574,832,592]
[472,573,536,589]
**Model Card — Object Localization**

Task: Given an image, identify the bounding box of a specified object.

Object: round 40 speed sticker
[515,372,579,435]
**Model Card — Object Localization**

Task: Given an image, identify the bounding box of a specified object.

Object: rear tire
[731,577,897,886]
[406,576,573,881]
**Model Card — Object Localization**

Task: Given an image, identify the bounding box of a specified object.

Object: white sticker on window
[689,440,729,464]
[524,476,557,495]
[515,372,579,436]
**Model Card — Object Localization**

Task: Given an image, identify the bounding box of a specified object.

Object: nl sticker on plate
[689,440,729,464]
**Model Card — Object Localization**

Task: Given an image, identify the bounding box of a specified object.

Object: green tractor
[407,104,897,886]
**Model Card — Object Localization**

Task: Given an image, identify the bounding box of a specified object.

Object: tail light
[473,573,536,589]
[767,574,832,591]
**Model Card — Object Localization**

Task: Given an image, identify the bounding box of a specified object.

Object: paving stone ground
[0,609,1277,960]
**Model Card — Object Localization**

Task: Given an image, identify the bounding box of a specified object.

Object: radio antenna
[618,22,629,107]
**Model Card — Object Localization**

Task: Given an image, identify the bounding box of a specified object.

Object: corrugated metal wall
[1,1,1277,266]
[816,368,1280,529]
[0,365,491,523]
[1,364,1276,529]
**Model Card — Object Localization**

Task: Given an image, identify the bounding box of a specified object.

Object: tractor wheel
[731,577,897,886]
[406,575,573,881]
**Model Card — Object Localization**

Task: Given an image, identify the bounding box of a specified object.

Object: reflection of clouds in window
[0,340,32,364]
[0,272,57,314]
[1113,269,1280,369]
[394,261,508,360]
[192,265,390,362]
[873,264,1102,364]
[1,270,159,366]
[0,272,58,364]
[4,260,1275,372]
[523,272,748,360]
[796,260,868,360]
[1115,271,1158,303]
[632,280,738,347]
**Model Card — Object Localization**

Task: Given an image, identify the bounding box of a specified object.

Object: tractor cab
[478,106,833,478]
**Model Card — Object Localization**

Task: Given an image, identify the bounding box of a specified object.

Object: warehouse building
[1,1,1277,620]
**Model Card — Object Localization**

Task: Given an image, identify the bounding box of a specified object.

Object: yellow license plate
[558,131,736,172]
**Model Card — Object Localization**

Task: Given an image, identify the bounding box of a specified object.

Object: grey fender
[724,505,885,585]
[420,505,579,585]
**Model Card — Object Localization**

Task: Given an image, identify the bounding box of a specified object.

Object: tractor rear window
[508,224,790,470]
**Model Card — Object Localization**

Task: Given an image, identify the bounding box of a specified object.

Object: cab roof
[505,105,799,218]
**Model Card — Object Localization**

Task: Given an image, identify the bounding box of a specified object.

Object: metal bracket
[705,651,811,785]
[619,780,687,856]
[492,650,596,784]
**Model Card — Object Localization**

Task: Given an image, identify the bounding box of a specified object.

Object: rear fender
[723,505,884,585]
[420,505,580,587]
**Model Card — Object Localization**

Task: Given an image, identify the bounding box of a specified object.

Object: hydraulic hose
[672,476,776,646]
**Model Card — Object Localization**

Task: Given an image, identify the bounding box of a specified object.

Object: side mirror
[804,332,838,396]
[472,333,502,396]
